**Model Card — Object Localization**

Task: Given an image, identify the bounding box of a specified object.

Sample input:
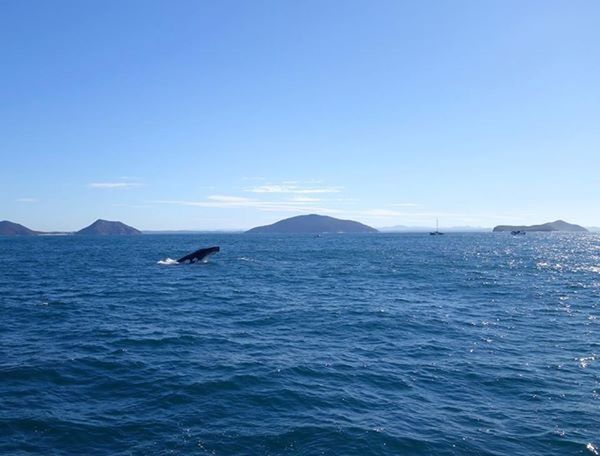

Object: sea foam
[157,258,179,265]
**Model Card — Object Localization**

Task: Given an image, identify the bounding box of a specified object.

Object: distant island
[493,220,588,233]
[380,225,488,233]
[77,219,141,235]
[246,214,378,234]
[0,219,141,236]
[0,220,40,236]
[2,217,594,236]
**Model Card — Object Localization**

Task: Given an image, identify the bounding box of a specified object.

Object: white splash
[579,355,596,368]
[157,258,179,265]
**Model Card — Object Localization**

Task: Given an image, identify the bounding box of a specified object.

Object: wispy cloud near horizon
[362,209,408,217]
[245,183,342,194]
[207,195,254,203]
[291,196,321,202]
[154,194,341,214]
[16,197,38,203]
[89,182,142,189]
[392,203,419,207]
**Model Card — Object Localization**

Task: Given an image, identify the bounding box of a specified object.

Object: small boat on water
[511,230,526,236]
[430,218,444,235]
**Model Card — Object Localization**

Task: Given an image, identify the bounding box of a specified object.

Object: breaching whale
[176,246,220,264]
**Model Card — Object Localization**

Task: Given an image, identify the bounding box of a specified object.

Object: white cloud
[207,195,253,203]
[154,195,341,214]
[118,175,143,180]
[392,202,419,207]
[291,196,321,202]
[112,203,153,209]
[89,182,142,189]
[17,197,38,203]
[363,209,408,217]
[245,184,342,194]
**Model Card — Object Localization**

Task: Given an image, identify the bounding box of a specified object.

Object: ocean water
[1,233,599,455]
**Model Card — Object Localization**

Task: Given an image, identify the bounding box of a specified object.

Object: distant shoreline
[2,217,598,236]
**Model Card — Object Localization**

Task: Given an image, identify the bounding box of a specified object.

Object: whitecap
[579,355,596,368]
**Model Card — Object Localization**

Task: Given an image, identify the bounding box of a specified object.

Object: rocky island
[0,220,39,235]
[76,219,142,235]
[1,219,142,235]
[246,214,378,234]
[493,220,588,233]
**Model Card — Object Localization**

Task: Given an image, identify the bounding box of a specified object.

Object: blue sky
[1,0,599,231]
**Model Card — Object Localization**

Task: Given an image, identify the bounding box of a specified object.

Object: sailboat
[430,218,444,235]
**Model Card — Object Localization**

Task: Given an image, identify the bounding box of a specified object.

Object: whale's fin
[176,246,220,264]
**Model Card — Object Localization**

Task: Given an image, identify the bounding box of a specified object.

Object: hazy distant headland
[142,230,243,234]
[380,225,489,233]
[246,214,378,234]
[492,220,588,233]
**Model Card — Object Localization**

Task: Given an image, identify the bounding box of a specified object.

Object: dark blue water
[1,233,599,455]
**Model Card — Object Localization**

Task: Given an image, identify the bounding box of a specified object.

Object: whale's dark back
[176,246,220,264]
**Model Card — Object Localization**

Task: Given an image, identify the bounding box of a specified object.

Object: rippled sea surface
[1,233,599,455]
